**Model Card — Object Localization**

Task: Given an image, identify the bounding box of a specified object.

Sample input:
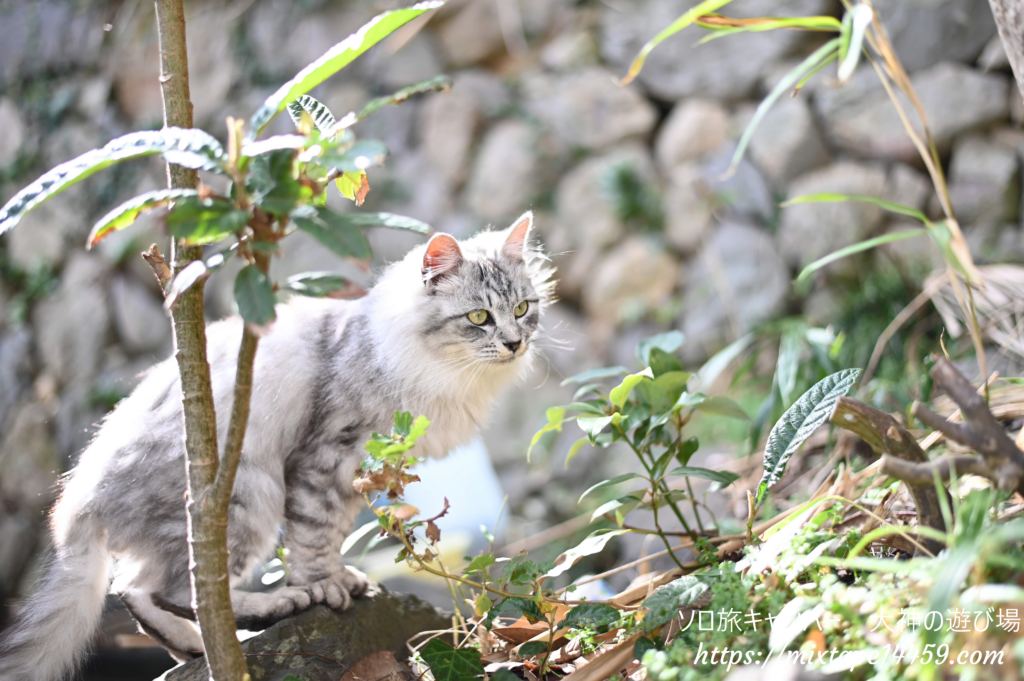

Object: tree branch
[911,358,1024,494]
[879,454,996,486]
[155,0,249,678]
[830,396,946,555]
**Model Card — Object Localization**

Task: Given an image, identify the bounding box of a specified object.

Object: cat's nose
[503,340,522,354]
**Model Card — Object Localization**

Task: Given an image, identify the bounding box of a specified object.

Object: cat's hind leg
[120,588,203,663]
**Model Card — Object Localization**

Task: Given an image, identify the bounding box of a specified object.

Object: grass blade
[795,230,925,283]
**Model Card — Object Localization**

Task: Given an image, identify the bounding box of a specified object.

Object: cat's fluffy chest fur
[0,213,552,681]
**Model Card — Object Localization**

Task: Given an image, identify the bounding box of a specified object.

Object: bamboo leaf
[0,128,227,234]
[757,368,860,505]
[87,188,198,248]
[781,192,929,224]
[728,38,840,177]
[621,0,736,85]
[249,2,443,139]
[795,230,925,283]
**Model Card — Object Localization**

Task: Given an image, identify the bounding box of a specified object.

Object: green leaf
[636,331,684,366]
[164,260,209,311]
[0,128,227,234]
[357,75,453,120]
[794,229,924,283]
[561,602,621,630]
[665,466,740,486]
[315,139,389,173]
[322,211,431,234]
[728,38,840,177]
[998,377,1024,386]
[610,368,653,410]
[407,415,431,446]
[518,641,550,658]
[561,366,629,386]
[287,94,338,134]
[167,196,250,245]
[87,188,198,248]
[545,529,627,578]
[634,636,659,661]
[641,576,707,633]
[336,170,368,203]
[696,15,842,43]
[590,493,644,523]
[463,553,497,574]
[757,368,861,505]
[420,638,485,681]
[620,0,736,85]
[677,437,699,466]
[491,670,519,681]
[282,271,351,297]
[776,325,804,405]
[577,415,614,443]
[290,205,372,260]
[564,436,591,468]
[241,134,311,158]
[696,333,754,390]
[837,4,873,81]
[694,395,749,421]
[648,347,683,378]
[579,473,645,503]
[248,3,443,139]
[234,264,277,326]
[393,411,414,436]
[341,520,380,555]
[485,596,544,629]
[781,193,929,224]
[527,407,567,462]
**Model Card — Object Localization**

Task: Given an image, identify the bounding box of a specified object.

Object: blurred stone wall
[0,0,1019,607]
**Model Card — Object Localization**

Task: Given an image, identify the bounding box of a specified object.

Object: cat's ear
[502,212,533,261]
[422,233,463,286]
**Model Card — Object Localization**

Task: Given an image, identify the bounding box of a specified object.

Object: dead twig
[879,454,996,486]
[142,243,173,291]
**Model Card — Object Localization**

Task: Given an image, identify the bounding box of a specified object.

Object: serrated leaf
[545,530,627,578]
[290,205,372,260]
[248,3,443,139]
[757,368,861,505]
[561,366,629,386]
[234,264,277,326]
[665,466,740,486]
[610,368,653,410]
[636,331,684,366]
[282,271,351,298]
[87,188,198,248]
[485,596,544,629]
[641,576,707,633]
[0,128,227,234]
[287,94,337,134]
[561,602,621,630]
[420,638,485,681]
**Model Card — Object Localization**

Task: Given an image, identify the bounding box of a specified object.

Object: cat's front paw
[299,567,369,611]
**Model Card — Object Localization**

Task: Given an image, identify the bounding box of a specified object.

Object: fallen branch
[911,358,1024,494]
[879,454,996,486]
[830,396,946,555]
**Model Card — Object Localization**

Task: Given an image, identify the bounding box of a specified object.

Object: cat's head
[416,212,554,366]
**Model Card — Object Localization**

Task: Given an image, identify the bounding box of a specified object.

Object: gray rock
[582,237,678,342]
[160,586,450,681]
[418,83,481,190]
[0,330,33,432]
[0,2,105,83]
[184,5,238,125]
[370,32,443,92]
[434,0,505,68]
[599,0,830,100]
[465,119,539,222]
[655,99,729,171]
[110,16,163,125]
[942,134,1020,225]
[450,69,513,119]
[554,144,657,251]
[541,30,600,71]
[748,96,829,187]
[816,62,1010,160]
[885,163,933,211]
[874,0,996,73]
[880,220,944,273]
[32,253,110,388]
[681,222,789,362]
[979,34,1010,72]
[110,275,171,355]
[523,67,657,152]
[0,98,25,168]
[7,198,85,270]
[778,162,887,267]
[700,143,774,223]
[663,163,714,253]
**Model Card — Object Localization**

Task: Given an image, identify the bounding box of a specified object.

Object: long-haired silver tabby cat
[0,213,553,681]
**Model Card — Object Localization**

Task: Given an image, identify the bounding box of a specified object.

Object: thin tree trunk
[154,1,250,678]
[989,0,1024,103]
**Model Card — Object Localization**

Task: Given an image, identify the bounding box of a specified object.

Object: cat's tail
[0,518,111,681]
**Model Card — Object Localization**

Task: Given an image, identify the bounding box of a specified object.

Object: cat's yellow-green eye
[468,310,489,325]
[514,301,529,318]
